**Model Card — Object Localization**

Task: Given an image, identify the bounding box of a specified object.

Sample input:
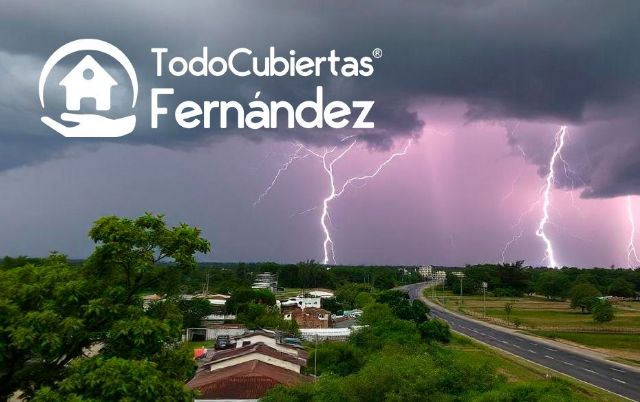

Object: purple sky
[1,1,639,267]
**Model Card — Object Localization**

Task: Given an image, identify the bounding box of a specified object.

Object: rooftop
[188,360,311,399]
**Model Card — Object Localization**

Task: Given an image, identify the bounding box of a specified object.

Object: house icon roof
[59,55,117,88]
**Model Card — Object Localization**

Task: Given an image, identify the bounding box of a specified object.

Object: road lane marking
[612,378,627,384]
[583,368,597,374]
[561,361,574,366]
[544,355,554,359]
[528,349,537,354]
[610,367,626,373]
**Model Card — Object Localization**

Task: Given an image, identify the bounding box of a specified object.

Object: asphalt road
[401,282,640,401]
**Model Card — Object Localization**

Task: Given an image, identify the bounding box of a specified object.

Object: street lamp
[454,273,465,306]
[482,282,488,316]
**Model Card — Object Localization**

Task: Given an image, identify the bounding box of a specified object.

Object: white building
[279,296,321,309]
[252,272,278,293]
[418,265,433,279]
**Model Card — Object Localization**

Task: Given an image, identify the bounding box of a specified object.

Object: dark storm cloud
[1,0,639,197]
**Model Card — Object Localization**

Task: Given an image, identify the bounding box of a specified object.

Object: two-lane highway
[401,282,640,401]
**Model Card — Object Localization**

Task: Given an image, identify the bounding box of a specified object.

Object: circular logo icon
[39,39,138,138]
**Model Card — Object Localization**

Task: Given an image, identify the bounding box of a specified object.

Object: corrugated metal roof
[199,342,306,371]
[188,360,311,399]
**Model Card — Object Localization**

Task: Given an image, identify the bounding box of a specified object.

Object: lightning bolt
[500,197,541,264]
[626,195,640,268]
[535,126,567,268]
[500,123,537,263]
[260,137,412,265]
[317,139,413,264]
[254,144,309,207]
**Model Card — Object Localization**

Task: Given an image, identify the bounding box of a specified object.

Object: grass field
[276,288,303,299]
[428,291,640,329]
[425,289,640,364]
[448,334,627,402]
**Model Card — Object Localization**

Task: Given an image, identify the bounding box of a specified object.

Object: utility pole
[314,333,318,382]
[459,275,463,306]
[482,282,487,316]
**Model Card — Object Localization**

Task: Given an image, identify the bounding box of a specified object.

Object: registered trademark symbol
[372,48,382,58]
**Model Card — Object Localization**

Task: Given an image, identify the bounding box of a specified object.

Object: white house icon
[59,55,117,111]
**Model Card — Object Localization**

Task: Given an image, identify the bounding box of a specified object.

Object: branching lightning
[500,123,538,263]
[535,126,567,268]
[253,144,309,207]
[256,137,412,265]
[315,139,413,264]
[626,195,640,268]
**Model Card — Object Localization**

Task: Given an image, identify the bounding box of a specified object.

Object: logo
[39,39,138,138]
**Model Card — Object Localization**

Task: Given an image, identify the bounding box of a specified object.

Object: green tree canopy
[592,300,615,324]
[534,270,571,299]
[569,283,601,313]
[0,214,210,401]
[607,277,635,298]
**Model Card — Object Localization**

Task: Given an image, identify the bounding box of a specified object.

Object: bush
[473,380,583,402]
[592,300,614,323]
[306,342,363,376]
[418,319,451,343]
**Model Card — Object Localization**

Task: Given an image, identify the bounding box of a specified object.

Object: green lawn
[184,340,214,350]
[481,308,640,329]
[276,288,303,299]
[448,334,627,402]
[426,288,640,366]
[533,331,640,353]
[429,290,640,329]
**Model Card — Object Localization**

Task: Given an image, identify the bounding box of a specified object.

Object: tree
[569,283,601,313]
[592,300,615,323]
[608,278,635,298]
[307,342,363,376]
[176,297,214,329]
[418,319,451,343]
[535,270,570,299]
[504,302,513,322]
[375,290,429,323]
[320,297,343,314]
[0,214,210,401]
[335,283,372,310]
[85,213,210,303]
[226,287,276,315]
[32,357,194,402]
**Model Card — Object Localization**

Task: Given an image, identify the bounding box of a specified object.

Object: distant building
[232,331,307,358]
[201,313,237,325]
[418,265,433,279]
[434,270,447,281]
[283,307,331,329]
[204,293,230,306]
[307,289,335,299]
[252,272,278,293]
[299,327,363,342]
[142,294,163,309]
[279,296,321,309]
